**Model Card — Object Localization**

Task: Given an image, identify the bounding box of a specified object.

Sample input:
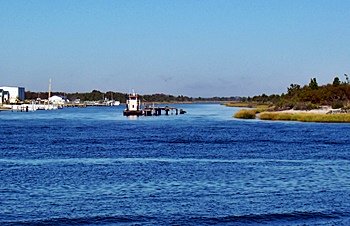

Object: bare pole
[48,78,52,100]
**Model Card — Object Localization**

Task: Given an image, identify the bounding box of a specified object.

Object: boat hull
[123,110,143,116]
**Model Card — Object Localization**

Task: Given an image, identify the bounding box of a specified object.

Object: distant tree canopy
[333,77,341,86]
[25,91,130,103]
[344,74,350,84]
[25,74,350,109]
[245,75,350,110]
[287,84,301,96]
[25,90,241,103]
[309,78,318,90]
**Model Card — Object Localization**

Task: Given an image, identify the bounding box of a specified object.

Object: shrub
[293,102,318,110]
[274,100,295,111]
[234,109,257,119]
[332,101,344,109]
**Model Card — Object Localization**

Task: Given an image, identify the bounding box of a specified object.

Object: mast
[48,78,52,100]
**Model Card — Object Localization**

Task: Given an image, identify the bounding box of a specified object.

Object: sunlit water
[1,104,350,225]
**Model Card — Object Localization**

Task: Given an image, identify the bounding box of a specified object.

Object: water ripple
[1,157,350,165]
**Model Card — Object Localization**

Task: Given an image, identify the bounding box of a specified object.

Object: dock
[64,103,87,108]
[123,91,186,116]
[143,106,186,116]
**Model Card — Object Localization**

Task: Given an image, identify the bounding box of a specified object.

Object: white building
[48,95,66,104]
[0,86,25,103]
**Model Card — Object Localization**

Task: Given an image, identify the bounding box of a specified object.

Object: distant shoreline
[0,106,12,111]
[233,106,350,123]
[142,101,227,105]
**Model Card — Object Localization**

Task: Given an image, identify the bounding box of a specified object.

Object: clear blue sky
[1,0,350,97]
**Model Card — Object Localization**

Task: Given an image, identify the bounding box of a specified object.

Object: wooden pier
[64,103,87,108]
[143,106,186,116]
[123,92,186,116]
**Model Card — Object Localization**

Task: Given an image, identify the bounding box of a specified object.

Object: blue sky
[1,0,350,97]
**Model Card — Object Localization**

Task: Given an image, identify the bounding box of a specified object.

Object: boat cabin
[123,92,143,116]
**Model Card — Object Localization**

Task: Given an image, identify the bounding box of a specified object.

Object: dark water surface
[1,104,350,225]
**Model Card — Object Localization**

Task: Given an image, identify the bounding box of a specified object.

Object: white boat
[123,92,143,116]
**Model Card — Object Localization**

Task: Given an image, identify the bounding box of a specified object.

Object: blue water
[1,104,350,225]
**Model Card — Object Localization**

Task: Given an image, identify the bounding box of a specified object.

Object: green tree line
[247,74,350,110]
[25,90,241,103]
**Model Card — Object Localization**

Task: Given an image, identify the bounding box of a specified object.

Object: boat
[123,91,187,117]
[123,91,143,116]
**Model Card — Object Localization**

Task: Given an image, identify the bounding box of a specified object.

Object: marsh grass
[234,109,257,119]
[233,108,268,119]
[225,102,270,108]
[259,112,350,123]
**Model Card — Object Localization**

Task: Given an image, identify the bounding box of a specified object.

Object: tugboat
[123,91,143,116]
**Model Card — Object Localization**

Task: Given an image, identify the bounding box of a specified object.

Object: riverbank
[0,106,12,111]
[224,102,270,108]
[234,107,350,123]
[259,111,350,123]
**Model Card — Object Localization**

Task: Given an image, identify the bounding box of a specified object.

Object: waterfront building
[48,95,66,104]
[0,86,25,103]
[0,89,10,105]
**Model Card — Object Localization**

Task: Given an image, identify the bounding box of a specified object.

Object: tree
[309,78,318,90]
[287,84,301,95]
[344,74,350,84]
[333,77,341,86]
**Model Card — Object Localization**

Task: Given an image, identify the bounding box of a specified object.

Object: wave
[1,215,156,226]
[1,157,350,165]
[2,211,349,225]
[187,211,350,224]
